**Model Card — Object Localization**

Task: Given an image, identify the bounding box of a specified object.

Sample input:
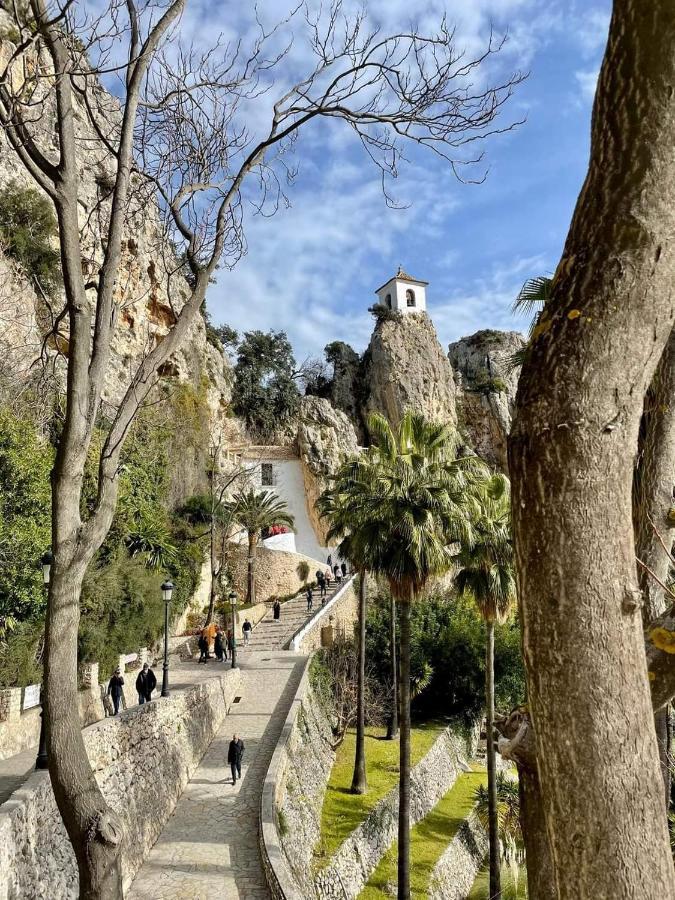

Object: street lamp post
[160,580,174,697]
[36,550,53,770]
[229,591,238,669]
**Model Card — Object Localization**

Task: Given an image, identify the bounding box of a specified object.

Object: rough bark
[247,531,257,606]
[387,592,399,740]
[397,598,411,900]
[351,571,368,794]
[485,621,501,900]
[508,2,675,896]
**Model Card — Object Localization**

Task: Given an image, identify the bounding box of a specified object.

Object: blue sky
[197,0,611,361]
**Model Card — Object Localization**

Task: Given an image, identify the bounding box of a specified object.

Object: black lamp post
[229,591,238,669]
[160,580,174,697]
[35,550,53,770]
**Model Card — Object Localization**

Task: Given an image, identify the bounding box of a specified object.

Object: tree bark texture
[387,592,399,740]
[351,572,368,794]
[397,598,411,900]
[509,3,675,896]
[486,622,501,900]
[247,531,257,606]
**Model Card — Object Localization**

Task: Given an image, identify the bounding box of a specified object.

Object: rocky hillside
[448,329,524,470]
[0,20,231,436]
[361,311,457,435]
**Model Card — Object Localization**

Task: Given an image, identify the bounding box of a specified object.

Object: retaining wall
[0,668,241,899]
[289,577,358,652]
[429,811,488,900]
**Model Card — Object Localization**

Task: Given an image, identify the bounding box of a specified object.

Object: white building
[375,266,428,314]
[234,446,331,565]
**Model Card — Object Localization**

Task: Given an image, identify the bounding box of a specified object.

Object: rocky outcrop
[296,396,360,544]
[0,21,231,436]
[448,330,525,471]
[324,341,363,434]
[362,312,457,434]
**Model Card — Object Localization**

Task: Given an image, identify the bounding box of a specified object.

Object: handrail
[286,575,356,651]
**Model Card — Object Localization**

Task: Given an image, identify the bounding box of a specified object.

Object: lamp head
[161,580,174,602]
[228,591,237,606]
[41,550,53,586]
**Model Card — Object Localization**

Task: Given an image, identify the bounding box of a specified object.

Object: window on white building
[261,463,274,486]
[406,289,416,307]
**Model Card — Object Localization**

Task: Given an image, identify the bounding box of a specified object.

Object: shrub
[472,369,508,396]
[0,180,62,297]
[368,304,403,324]
[231,330,300,438]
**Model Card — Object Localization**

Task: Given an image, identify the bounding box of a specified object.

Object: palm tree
[332,411,482,899]
[224,489,294,605]
[455,472,516,900]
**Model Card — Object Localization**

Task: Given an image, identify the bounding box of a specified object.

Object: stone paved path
[127,651,306,900]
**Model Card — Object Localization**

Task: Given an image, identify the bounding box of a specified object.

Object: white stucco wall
[262,532,297,553]
[376,277,427,314]
[251,457,332,565]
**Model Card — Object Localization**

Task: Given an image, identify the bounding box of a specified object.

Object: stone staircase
[240,580,346,653]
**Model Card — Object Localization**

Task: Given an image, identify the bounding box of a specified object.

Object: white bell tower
[374,266,428,314]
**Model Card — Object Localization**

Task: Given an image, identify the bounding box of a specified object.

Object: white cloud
[574,68,599,104]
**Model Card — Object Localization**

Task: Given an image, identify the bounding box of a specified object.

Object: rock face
[448,329,525,471]
[0,22,231,437]
[361,311,457,434]
[325,341,363,433]
[296,396,360,544]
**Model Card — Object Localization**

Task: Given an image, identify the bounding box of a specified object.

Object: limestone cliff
[361,311,457,433]
[0,22,231,436]
[448,329,524,471]
[296,396,360,545]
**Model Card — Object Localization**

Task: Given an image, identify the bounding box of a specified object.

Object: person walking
[226,629,233,659]
[135,662,157,705]
[214,629,224,662]
[334,563,341,584]
[327,553,332,568]
[197,633,209,664]
[325,567,332,588]
[341,561,347,579]
[107,668,125,716]
[306,586,313,612]
[242,618,252,646]
[228,733,245,785]
[317,570,327,600]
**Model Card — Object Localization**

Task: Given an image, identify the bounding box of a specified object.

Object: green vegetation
[473,373,508,395]
[468,863,528,899]
[315,723,444,866]
[359,768,487,900]
[0,180,62,297]
[232,330,300,438]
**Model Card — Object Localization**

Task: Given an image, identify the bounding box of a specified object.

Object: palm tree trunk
[247,531,257,605]
[486,619,501,900]
[397,597,411,900]
[387,592,399,740]
[351,571,368,794]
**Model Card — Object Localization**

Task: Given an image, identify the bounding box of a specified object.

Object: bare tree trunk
[486,621,501,900]
[387,592,399,740]
[46,562,123,899]
[517,767,555,900]
[397,597,411,900]
[351,571,368,794]
[205,518,218,626]
[509,2,675,895]
[247,531,257,606]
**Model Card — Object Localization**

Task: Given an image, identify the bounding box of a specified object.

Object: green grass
[314,723,444,867]
[358,767,487,899]
[468,861,528,899]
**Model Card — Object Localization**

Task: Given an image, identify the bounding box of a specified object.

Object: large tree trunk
[397,597,411,900]
[634,328,675,806]
[485,621,501,900]
[351,571,368,794]
[387,592,399,740]
[247,531,257,606]
[509,2,675,896]
[205,520,218,627]
[46,560,123,899]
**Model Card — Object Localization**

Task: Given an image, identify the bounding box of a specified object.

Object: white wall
[376,277,427,314]
[251,457,331,565]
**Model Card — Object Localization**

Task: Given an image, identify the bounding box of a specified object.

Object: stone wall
[429,811,488,900]
[0,669,241,899]
[290,578,358,653]
[314,724,478,899]
[228,541,327,605]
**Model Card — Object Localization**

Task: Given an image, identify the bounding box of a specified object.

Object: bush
[231,330,300,438]
[366,591,525,722]
[472,369,508,396]
[368,304,403,324]
[0,180,62,297]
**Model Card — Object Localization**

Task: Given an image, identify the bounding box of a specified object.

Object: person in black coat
[198,633,209,664]
[273,599,281,620]
[341,561,347,579]
[107,669,125,715]
[214,630,225,662]
[135,663,157,704]
[228,734,245,784]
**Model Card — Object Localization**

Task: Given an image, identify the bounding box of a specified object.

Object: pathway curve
[127,650,306,900]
